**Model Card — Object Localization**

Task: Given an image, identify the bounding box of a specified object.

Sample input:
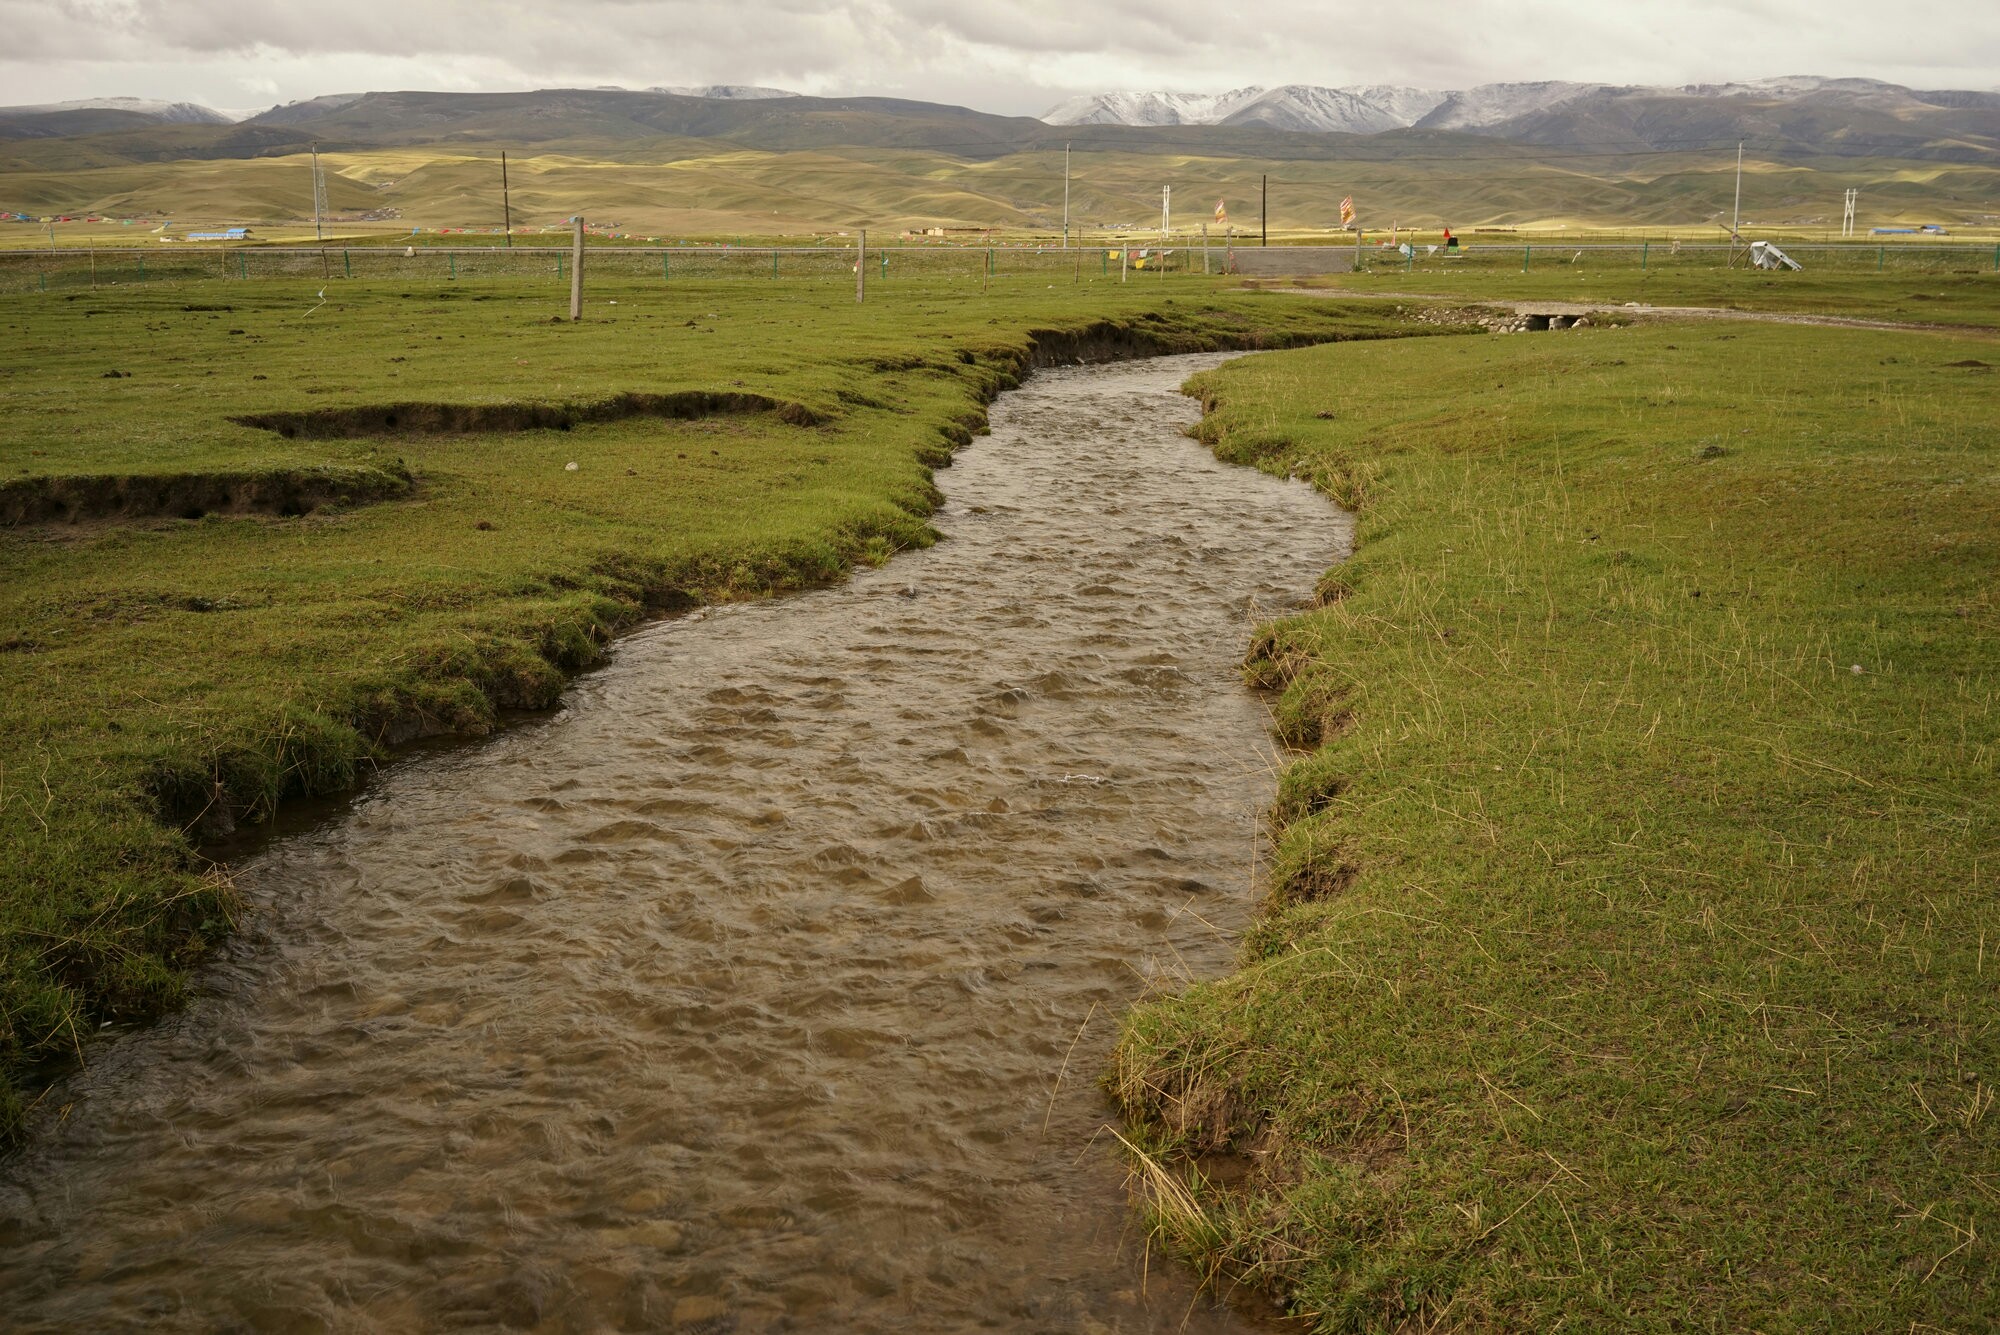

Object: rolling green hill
[2,88,1995,238]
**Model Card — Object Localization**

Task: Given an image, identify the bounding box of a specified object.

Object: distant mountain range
[6,81,1999,232]
[0,96,246,139]
[3,77,1998,168]
[0,85,799,133]
[1045,77,2000,148]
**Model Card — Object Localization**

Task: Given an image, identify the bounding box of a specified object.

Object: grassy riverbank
[0,273,1423,1141]
[1116,318,2000,1328]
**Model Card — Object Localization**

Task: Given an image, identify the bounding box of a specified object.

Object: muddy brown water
[0,354,1351,1333]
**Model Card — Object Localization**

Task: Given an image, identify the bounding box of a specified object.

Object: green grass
[1111,318,2000,1328]
[0,269,1422,1142]
[1307,252,2000,327]
[0,242,1226,298]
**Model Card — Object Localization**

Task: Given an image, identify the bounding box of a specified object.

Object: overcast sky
[6,0,1998,118]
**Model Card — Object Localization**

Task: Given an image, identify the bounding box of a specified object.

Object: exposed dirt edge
[231,389,824,440]
[1021,316,1338,370]
[1,463,414,527]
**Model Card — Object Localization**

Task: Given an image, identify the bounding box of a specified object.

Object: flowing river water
[0,353,1351,1333]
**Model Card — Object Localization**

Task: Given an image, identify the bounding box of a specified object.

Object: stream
[0,353,1350,1333]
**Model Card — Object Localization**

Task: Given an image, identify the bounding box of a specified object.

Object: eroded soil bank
[0,354,1350,1332]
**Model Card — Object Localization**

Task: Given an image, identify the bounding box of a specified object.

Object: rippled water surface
[0,354,1350,1332]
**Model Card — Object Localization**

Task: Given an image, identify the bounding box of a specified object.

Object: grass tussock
[1114,317,2000,1329]
[0,273,1428,1143]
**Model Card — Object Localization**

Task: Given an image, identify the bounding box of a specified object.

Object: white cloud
[1,0,1995,114]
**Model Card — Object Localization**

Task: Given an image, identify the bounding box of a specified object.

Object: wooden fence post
[570,217,585,320]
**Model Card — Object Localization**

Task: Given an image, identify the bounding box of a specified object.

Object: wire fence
[0,241,1995,295]
[0,244,1224,294]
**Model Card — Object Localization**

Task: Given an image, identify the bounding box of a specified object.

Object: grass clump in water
[1114,317,2000,1329]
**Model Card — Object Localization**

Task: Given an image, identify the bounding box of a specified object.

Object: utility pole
[310,142,325,242]
[570,216,585,321]
[856,228,866,304]
[502,151,513,248]
[1160,185,1170,248]
[1261,174,1268,246]
[1731,140,1744,239]
[1062,143,1070,249]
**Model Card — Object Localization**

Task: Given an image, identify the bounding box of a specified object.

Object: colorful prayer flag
[1339,196,1355,226]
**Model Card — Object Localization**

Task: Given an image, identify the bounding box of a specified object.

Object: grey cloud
[1,0,1995,115]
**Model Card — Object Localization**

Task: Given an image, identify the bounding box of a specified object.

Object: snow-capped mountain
[1347,85,1457,125]
[1682,76,1845,98]
[1413,81,1595,129]
[648,85,798,101]
[1046,84,1447,134]
[1669,76,2000,109]
[1041,77,2000,138]
[1046,82,1592,133]
[1041,87,1269,126]
[5,96,236,124]
[1220,84,1446,133]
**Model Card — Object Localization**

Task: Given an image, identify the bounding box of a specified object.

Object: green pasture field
[1307,248,2000,327]
[1114,315,2000,1328]
[0,270,1417,1142]
[9,236,1998,333]
[0,242,1233,298]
